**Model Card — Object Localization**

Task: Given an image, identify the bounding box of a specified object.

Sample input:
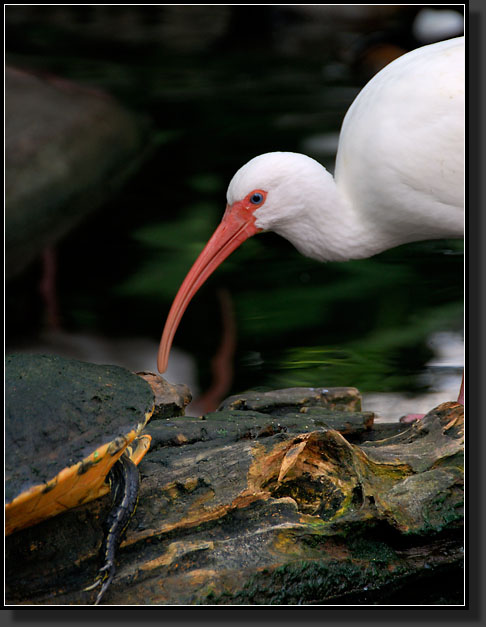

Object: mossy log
[6,378,464,606]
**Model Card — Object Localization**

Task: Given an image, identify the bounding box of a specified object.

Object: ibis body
[158,36,464,375]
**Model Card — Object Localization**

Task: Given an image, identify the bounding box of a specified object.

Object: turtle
[5,352,156,605]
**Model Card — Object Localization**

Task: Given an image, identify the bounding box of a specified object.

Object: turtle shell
[5,353,155,535]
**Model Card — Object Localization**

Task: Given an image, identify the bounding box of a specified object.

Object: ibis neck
[270,171,391,263]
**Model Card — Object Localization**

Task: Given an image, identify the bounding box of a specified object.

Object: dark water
[5,6,464,405]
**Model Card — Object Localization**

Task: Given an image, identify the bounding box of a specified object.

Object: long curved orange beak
[157,200,261,373]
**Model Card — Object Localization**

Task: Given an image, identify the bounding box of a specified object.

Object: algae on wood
[5,379,464,605]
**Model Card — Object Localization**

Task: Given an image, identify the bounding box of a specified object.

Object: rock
[5,66,152,279]
[5,380,464,605]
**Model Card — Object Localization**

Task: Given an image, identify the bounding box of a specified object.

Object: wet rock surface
[5,378,464,605]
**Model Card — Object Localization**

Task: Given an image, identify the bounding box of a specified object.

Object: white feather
[226,37,464,263]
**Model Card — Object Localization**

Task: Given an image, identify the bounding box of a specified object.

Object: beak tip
[157,207,257,378]
[157,351,168,374]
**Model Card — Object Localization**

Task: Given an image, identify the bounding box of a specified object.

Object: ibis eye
[250,192,264,205]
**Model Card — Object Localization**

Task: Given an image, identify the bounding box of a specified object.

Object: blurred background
[5,5,465,419]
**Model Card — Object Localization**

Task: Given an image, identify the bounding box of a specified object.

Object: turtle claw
[85,562,115,604]
[83,578,101,592]
[94,570,115,606]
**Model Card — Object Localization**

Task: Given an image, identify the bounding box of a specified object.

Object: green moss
[207,558,406,605]
[347,535,397,564]
[421,492,464,534]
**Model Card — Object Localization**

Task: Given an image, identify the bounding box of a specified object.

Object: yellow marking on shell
[5,407,154,536]
[127,434,152,466]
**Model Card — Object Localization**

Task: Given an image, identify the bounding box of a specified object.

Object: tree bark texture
[6,378,464,606]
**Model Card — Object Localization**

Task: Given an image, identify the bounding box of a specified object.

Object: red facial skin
[157,190,266,373]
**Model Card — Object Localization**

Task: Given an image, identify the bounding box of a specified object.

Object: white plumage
[227,36,464,262]
[158,36,464,375]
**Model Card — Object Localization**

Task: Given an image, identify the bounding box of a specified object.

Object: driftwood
[6,378,464,606]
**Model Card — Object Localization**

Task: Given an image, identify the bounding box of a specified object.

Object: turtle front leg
[85,451,141,605]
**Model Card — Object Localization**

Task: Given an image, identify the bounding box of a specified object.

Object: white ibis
[157,36,464,410]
